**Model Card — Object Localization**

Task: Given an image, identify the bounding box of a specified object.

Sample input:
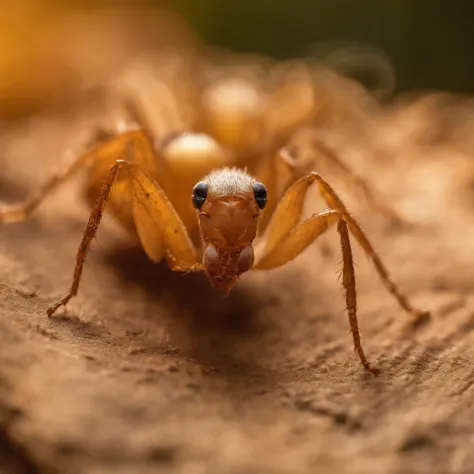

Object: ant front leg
[254,172,430,373]
[257,171,429,320]
[48,159,202,317]
[256,205,378,374]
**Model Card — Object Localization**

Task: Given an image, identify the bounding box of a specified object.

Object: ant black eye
[253,182,267,209]
[192,181,208,209]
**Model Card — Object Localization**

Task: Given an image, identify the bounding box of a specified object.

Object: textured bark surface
[0,110,474,474]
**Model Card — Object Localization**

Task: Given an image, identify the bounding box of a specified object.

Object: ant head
[192,168,267,289]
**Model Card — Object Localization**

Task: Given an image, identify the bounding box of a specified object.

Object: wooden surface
[0,106,474,474]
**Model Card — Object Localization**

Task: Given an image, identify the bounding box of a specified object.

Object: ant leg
[255,207,379,373]
[253,148,300,235]
[0,151,92,224]
[129,162,201,271]
[0,127,159,224]
[336,218,380,373]
[46,160,122,317]
[256,172,429,320]
[47,160,201,317]
[309,172,429,320]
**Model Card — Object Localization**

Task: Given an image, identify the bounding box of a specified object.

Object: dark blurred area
[0,0,473,122]
[170,0,474,93]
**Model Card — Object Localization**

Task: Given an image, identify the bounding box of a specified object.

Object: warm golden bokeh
[0,1,198,118]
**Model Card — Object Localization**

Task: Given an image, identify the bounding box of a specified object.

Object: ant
[0,64,429,374]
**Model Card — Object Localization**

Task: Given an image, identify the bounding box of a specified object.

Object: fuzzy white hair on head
[205,167,255,197]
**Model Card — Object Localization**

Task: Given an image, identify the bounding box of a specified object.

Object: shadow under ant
[99,242,288,377]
